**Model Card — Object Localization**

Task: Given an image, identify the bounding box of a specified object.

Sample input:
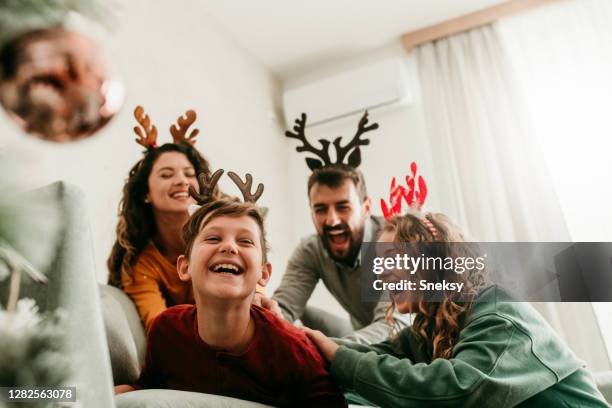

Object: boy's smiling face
[177,214,271,302]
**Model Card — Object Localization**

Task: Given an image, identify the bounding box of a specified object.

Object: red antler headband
[133,105,200,151]
[380,162,438,239]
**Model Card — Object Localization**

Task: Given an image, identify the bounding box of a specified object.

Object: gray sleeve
[335,328,415,361]
[333,338,398,356]
[341,300,410,345]
[272,239,320,322]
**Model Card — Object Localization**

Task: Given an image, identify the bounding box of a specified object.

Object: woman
[107,106,219,330]
[306,212,609,407]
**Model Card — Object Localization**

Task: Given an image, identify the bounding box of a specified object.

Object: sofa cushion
[115,389,274,408]
[595,371,612,403]
[100,285,147,384]
[101,287,141,384]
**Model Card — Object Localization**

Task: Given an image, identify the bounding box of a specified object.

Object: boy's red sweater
[135,304,347,407]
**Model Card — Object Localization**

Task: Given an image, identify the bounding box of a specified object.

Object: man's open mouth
[209,263,243,275]
[326,228,349,246]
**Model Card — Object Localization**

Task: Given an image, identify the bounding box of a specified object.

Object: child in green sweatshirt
[306,212,610,407]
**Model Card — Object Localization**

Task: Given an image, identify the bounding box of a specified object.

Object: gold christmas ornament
[0,27,123,142]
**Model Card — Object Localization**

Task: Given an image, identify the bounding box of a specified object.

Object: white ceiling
[200,0,507,78]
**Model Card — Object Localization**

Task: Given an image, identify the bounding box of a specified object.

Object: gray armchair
[0,181,116,408]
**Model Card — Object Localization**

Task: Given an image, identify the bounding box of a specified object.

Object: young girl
[306,211,609,407]
[107,106,220,329]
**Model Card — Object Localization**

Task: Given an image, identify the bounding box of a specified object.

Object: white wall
[0,0,293,292]
[0,3,437,319]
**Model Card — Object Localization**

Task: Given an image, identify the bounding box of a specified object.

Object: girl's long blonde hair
[384,213,487,361]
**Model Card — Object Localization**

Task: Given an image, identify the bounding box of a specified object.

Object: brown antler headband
[187,169,264,215]
[285,111,379,170]
[170,110,199,145]
[133,106,158,150]
[189,168,224,205]
[132,105,200,151]
[227,172,264,203]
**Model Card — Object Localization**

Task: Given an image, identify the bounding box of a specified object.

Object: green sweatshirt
[331,286,610,407]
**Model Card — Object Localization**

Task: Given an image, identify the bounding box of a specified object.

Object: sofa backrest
[100,284,147,385]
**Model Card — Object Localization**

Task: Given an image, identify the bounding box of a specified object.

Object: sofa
[596,372,612,404]
[1,181,611,407]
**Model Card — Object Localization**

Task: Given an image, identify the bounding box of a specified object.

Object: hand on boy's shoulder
[252,292,284,319]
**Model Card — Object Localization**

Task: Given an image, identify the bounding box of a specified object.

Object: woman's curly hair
[384,213,488,361]
[107,143,217,287]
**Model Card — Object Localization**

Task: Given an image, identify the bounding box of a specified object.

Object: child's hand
[304,327,339,363]
[114,384,135,395]
[253,293,284,319]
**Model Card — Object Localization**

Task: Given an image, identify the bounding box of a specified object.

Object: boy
[116,170,346,407]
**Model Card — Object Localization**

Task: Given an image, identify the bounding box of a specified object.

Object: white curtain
[497,0,612,241]
[530,302,610,372]
[497,0,612,373]
[415,25,569,242]
[414,10,611,371]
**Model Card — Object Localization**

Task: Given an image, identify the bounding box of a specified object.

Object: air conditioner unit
[282,58,412,128]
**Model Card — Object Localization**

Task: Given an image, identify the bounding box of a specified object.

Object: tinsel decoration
[0,0,107,47]
[0,299,71,408]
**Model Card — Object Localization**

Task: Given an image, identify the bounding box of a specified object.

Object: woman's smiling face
[146,151,198,213]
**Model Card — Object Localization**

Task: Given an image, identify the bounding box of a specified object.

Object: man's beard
[320,222,365,265]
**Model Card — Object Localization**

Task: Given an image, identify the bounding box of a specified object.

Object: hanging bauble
[0,27,123,142]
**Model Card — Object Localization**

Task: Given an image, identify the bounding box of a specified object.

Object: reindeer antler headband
[285,111,379,170]
[133,105,200,151]
[187,169,265,216]
[380,162,437,238]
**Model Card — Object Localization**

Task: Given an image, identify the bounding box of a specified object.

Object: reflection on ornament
[0,27,123,142]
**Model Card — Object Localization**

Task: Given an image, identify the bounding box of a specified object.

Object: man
[271,112,408,344]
